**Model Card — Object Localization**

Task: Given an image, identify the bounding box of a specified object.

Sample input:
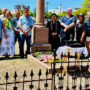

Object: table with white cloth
[56,46,88,68]
[56,46,88,56]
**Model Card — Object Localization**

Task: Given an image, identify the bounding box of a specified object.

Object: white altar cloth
[56,46,88,56]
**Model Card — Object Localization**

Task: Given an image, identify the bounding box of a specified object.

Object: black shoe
[25,51,30,58]
[20,54,24,58]
[80,54,85,59]
[21,56,24,58]
[5,55,9,59]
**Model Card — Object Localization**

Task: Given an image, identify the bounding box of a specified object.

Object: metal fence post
[29,70,34,90]
[5,72,9,90]
[22,70,27,90]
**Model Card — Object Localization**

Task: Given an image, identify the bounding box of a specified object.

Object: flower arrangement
[42,56,54,63]
[42,56,62,63]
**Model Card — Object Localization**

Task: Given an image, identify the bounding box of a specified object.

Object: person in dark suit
[47,13,61,51]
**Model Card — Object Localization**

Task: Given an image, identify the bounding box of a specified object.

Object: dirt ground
[0,42,90,90]
[0,42,40,89]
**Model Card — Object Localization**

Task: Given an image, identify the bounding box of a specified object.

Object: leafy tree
[12,14,15,18]
[81,0,90,8]
[45,12,52,19]
[72,8,90,16]
[19,9,33,16]
[29,10,33,16]
[0,9,2,15]
[19,9,23,16]
[57,11,66,19]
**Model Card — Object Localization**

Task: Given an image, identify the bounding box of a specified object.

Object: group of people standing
[47,8,90,59]
[0,7,90,59]
[0,8,33,58]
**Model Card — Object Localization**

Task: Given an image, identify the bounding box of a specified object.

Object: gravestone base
[31,26,51,52]
[32,26,49,44]
[31,43,51,52]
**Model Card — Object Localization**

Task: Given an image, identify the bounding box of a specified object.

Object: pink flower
[42,56,53,62]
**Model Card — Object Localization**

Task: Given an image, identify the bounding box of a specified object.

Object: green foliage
[81,0,90,8]
[33,52,53,57]
[45,12,52,19]
[72,8,90,16]
[11,9,33,18]
[55,59,62,62]
[19,9,33,16]
[19,9,23,16]
[12,14,16,18]
[33,52,42,57]
[0,9,2,15]
[57,11,66,19]
[29,10,33,16]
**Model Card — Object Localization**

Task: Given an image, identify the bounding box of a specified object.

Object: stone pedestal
[31,43,51,52]
[32,26,49,43]
[31,0,51,52]
[31,26,51,52]
[36,0,44,26]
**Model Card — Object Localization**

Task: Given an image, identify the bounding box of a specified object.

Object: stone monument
[31,0,51,52]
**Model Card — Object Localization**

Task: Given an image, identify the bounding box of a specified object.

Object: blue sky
[0,0,84,12]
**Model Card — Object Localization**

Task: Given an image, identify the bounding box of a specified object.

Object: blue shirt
[86,19,90,37]
[0,19,2,38]
[13,17,20,30]
[18,15,34,35]
[60,15,76,37]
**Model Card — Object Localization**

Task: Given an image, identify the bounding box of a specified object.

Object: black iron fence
[51,52,90,90]
[0,52,90,90]
[0,69,53,90]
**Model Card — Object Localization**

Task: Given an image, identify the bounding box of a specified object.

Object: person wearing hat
[86,11,90,59]
[47,13,61,51]
[76,13,87,46]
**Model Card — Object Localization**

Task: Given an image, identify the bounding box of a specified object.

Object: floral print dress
[0,20,15,55]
